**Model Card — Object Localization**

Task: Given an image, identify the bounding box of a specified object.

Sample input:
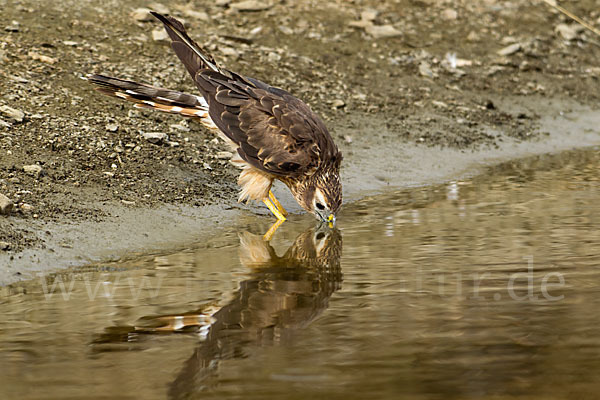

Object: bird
[86,12,342,226]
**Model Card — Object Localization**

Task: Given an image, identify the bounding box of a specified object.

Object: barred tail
[84,74,217,130]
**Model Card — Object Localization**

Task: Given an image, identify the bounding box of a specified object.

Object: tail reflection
[92,226,343,396]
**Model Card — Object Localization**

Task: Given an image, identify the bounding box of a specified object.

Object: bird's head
[292,164,342,225]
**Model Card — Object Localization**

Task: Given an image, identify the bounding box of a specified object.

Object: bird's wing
[152,12,341,178]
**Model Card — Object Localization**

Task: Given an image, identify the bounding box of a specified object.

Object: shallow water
[2,147,600,399]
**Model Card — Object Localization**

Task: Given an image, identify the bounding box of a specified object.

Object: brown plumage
[87,12,342,223]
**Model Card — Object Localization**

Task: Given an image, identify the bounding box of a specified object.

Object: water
[2,147,600,399]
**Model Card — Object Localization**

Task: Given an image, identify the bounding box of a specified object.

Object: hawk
[87,12,342,225]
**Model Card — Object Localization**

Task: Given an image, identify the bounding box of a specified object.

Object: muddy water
[1,147,600,399]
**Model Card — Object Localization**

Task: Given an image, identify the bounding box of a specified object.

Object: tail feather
[85,74,217,129]
[150,12,219,78]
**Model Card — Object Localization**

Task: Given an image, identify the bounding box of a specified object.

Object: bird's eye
[316,202,325,210]
[316,232,325,240]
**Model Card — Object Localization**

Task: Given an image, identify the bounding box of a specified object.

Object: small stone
[555,23,583,41]
[105,123,119,132]
[142,131,168,144]
[496,43,521,56]
[220,47,241,58]
[20,203,34,212]
[28,51,57,64]
[267,52,281,62]
[360,9,378,22]
[419,61,435,78]
[148,2,169,14]
[467,31,479,42]
[152,28,169,42]
[63,40,78,46]
[4,21,20,32]
[365,24,402,39]
[230,1,271,12]
[216,0,231,6]
[432,100,448,108]
[181,9,209,21]
[344,135,353,144]
[0,105,25,122]
[279,26,293,35]
[0,194,13,215]
[203,162,212,170]
[0,241,10,251]
[331,99,345,109]
[131,8,153,22]
[441,8,458,20]
[217,151,233,159]
[23,164,43,176]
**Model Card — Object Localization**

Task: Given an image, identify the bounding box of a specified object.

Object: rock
[467,31,479,41]
[0,105,25,122]
[142,131,168,144]
[279,26,293,35]
[220,46,241,58]
[20,204,34,212]
[180,9,209,21]
[105,123,119,132]
[331,99,345,109]
[555,23,583,41]
[63,40,78,46]
[148,2,169,14]
[344,135,353,144]
[441,8,458,20]
[0,241,10,251]
[216,0,231,6]
[4,21,20,32]
[230,1,271,12]
[28,51,57,64]
[267,52,281,62]
[23,164,43,176]
[360,9,378,21]
[419,61,435,78]
[496,43,521,56]
[131,8,153,22]
[217,151,233,159]
[365,24,402,39]
[0,194,13,215]
[152,28,169,42]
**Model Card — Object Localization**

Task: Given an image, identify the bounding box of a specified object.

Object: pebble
[63,40,78,47]
[360,9,378,22]
[497,43,521,56]
[28,51,57,64]
[0,241,10,251]
[105,123,119,132]
[0,105,25,122]
[23,164,43,176]
[230,1,271,12]
[131,8,153,22]
[217,151,233,159]
[0,193,13,215]
[216,0,231,6]
[441,9,458,20]
[419,61,435,78]
[142,131,168,144]
[331,99,346,109]
[365,25,402,39]
[279,26,293,35]
[152,29,169,42]
[4,21,20,32]
[180,9,209,21]
[148,2,169,14]
[555,24,583,41]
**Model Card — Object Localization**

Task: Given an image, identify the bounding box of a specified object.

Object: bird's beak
[327,214,335,228]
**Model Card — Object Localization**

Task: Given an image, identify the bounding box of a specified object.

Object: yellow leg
[263,197,287,221]
[269,190,288,217]
[263,218,285,241]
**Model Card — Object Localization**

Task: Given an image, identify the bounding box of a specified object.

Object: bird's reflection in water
[92,225,343,398]
[169,226,342,398]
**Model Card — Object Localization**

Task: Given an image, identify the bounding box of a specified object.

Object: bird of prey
[87,12,342,225]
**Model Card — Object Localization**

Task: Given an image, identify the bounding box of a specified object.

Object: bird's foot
[268,190,288,217]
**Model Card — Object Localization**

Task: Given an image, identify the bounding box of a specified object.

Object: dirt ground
[1,0,599,255]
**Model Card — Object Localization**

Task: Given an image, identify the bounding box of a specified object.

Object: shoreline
[2,99,599,286]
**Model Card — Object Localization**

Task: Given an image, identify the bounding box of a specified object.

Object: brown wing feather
[152,13,341,178]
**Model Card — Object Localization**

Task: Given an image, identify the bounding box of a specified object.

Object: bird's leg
[263,218,285,241]
[268,190,288,217]
[263,197,287,221]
